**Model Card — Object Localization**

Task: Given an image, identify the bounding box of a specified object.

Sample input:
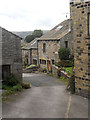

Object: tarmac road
[2,73,88,118]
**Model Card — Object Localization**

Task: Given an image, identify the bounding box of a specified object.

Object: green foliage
[22,82,30,89]
[67,74,75,94]
[57,60,73,67]
[58,48,70,60]
[65,67,73,75]
[3,74,20,87]
[25,34,35,43]
[2,84,22,96]
[32,30,43,38]
[12,85,22,91]
[25,29,43,43]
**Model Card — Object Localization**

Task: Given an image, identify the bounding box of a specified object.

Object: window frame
[43,43,46,53]
[88,13,90,36]
[65,41,68,48]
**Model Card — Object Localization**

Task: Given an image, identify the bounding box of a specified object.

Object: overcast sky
[0,0,70,31]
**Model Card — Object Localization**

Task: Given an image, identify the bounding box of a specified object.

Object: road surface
[2,73,88,118]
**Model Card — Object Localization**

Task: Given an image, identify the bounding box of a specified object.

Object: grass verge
[2,82,31,101]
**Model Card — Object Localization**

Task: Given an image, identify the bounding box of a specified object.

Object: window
[42,60,46,65]
[65,41,68,48]
[52,60,55,65]
[40,59,46,65]
[88,13,90,35]
[33,59,37,65]
[43,43,46,53]
[40,59,42,64]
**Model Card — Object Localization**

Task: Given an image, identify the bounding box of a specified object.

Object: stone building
[0,27,22,81]
[37,19,73,71]
[22,38,37,65]
[70,0,90,97]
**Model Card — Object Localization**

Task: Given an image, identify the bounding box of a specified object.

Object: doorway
[2,65,11,80]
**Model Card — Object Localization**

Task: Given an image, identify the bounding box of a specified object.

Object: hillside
[12,30,49,39]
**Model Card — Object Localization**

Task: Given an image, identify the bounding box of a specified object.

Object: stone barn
[0,27,22,82]
[70,0,90,97]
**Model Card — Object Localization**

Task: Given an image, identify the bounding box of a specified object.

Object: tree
[32,30,43,38]
[25,35,35,43]
[58,48,70,60]
[25,30,43,43]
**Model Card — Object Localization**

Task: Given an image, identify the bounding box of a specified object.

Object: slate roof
[37,19,72,40]
[0,26,22,39]
[22,38,37,50]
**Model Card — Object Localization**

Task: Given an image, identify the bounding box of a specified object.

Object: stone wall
[31,48,37,65]
[70,1,90,97]
[60,31,74,55]
[0,27,2,81]
[52,65,58,75]
[2,28,22,81]
[22,49,30,65]
[37,40,60,70]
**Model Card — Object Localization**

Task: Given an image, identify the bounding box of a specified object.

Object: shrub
[57,60,73,67]
[12,85,22,91]
[57,69,61,77]
[3,74,20,87]
[67,74,75,94]
[58,48,70,60]
[22,82,30,89]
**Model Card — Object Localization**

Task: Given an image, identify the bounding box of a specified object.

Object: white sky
[0,0,70,31]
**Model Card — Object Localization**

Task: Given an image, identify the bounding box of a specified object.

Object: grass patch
[64,67,73,75]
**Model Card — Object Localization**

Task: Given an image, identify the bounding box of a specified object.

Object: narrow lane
[23,73,65,87]
[2,73,88,118]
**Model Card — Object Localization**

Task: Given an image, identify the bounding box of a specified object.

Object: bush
[58,48,70,60]
[43,68,47,72]
[67,74,75,94]
[22,82,30,89]
[57,60,73,67]
[3,74,20,87]
[12,85,22,91]
[57,69,61,77]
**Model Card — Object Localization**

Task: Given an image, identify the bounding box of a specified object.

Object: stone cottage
[37,19,74,71]
[0,27,22,81]
[22,38,37,65]
[70,0,90,97]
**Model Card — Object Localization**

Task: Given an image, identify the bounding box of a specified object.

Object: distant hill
[12,30,49,39]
